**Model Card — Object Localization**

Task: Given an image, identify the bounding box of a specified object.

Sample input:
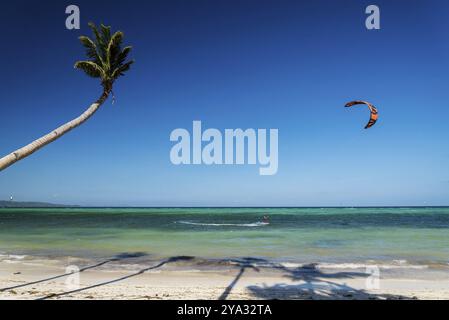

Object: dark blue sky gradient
[0,0,448,206]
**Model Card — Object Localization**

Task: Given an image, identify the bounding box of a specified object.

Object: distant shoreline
[0,201,79,208]
[1,204,449,209]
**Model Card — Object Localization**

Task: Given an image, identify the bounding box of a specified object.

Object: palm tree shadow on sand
[0,252,148,293]
[218,258,261,300]
[37,255,195,300]
[219,257,413,300]
[2,255,415,300]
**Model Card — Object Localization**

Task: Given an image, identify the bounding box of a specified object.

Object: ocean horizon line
[2,205,449,209]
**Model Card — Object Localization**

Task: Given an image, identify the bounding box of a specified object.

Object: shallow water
[1,207,449,265]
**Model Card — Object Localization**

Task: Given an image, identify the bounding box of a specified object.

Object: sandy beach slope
[1,256,449,300]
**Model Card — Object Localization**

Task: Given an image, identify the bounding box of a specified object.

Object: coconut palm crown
[75,22,134,93]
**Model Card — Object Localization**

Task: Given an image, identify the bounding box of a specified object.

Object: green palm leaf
[112,46,132,70]
[112,60,135,79]
[78,36,102,65]
[74,61,104,78]
[75,22,134,91]
[107,31,124,68]
[100,24,111,43]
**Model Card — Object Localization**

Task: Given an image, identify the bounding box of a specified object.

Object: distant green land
[0,201,78,208]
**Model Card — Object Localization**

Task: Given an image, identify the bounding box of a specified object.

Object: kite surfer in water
[262,215,270,224]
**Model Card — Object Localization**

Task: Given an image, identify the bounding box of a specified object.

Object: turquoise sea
[1,207,449,265]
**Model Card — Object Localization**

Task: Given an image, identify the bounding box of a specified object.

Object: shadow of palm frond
[247,282,411,300]
[0,252,147,292]
[38,255,195,300]
[247,262,413,300]
[219,258,412,300]
[217,257,262,300]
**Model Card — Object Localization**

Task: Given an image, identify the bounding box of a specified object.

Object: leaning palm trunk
[0,22,133,172]
[0,89,110,171]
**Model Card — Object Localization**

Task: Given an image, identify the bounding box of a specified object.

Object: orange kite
[345,100,378,129]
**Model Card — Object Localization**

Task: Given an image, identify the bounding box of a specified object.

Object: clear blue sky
[0,0,448,206]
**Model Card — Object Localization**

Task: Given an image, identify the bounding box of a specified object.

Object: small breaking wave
[316,261,428,270]
[176,221,269,227]
[0,254,27,260]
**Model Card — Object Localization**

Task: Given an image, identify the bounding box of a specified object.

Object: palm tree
[0,22,134,171]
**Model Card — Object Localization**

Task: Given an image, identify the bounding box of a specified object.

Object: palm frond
[112,60,134,79]
[100,24,112,43]
[74,61,104,78]
[88,22,103,47]
[112,46,132,70]
[78,36,102,64]
[88,22,108,62]
[76,23,134,89]
[107,31,124,68]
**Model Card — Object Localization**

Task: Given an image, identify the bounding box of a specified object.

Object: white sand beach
[1,256,449,300]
